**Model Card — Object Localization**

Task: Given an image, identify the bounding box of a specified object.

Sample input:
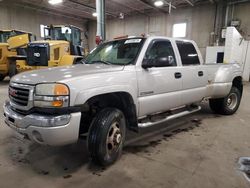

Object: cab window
[71,27,81,46]
[176,41,200,65]
[144,40,177,67]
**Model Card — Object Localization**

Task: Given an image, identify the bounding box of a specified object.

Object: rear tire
[87,108,126,166]
[0,74,5,81]
[209,86,242,115]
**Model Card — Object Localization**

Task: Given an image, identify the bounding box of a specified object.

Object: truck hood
[11,64,125,85]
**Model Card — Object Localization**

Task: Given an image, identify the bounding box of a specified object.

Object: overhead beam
[109,0,149,16]
[14,0,92,20]
[136,0,169,13]
[134,0,156,9]
[163,0,177,9]
[184,0,194,6]
[228,0,250,5]
[69,0,117,17]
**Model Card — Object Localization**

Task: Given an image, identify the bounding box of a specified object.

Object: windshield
[0,32,11,43]
[85,38,145,65]
[46,26,81,45]
[51,27,71,41]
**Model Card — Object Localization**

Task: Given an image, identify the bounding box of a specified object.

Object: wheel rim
[106,122,122,154]
[226,93,238,110]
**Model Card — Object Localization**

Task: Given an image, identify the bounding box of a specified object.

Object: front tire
[209,86,242,115]
[87,108,126,166]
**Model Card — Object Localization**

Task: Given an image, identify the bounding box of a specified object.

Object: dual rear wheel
[209,86,242,115]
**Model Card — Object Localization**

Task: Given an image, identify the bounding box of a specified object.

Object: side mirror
[142,59,153,69]
[142,56,173,69]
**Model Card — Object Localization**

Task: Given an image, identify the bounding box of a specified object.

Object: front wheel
[87,108,126,166]
[209,86,242,115]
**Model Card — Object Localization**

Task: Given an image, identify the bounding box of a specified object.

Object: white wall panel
[242,41,250,81]
[224,27,244,64]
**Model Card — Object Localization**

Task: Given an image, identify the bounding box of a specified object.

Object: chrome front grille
[9,83,34,111]
[9,86,29,106]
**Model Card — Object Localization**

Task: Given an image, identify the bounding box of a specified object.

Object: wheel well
[79,92,138,134]
[232,76,243,94]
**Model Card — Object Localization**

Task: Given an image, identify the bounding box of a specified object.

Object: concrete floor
[0,79,250,188]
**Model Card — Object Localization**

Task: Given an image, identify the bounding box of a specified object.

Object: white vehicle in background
[4,36,243,166]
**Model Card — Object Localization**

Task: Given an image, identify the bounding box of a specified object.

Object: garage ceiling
[4,0,212,21]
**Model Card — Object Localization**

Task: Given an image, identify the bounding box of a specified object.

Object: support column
[96,0,105,45]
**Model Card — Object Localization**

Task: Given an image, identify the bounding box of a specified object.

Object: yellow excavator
[0,30,35,81]
[14,25,84,75]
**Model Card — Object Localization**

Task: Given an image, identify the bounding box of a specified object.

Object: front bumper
[3,101,81,146]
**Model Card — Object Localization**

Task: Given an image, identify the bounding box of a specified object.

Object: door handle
[175,72,182,79]
[198,71,203,77]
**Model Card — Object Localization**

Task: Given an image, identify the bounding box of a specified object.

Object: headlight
[35,83,69,96]
[34,83,69,108]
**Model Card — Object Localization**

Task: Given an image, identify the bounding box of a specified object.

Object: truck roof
[147,36,195,43]
[110,35,195,44]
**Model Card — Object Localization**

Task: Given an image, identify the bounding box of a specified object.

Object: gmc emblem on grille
[9,88,17,97]
[34,52,40,57]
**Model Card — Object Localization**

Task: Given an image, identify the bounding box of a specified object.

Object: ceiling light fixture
[92,12,97,17]
[48,0,63,5]
[154,0,164,7]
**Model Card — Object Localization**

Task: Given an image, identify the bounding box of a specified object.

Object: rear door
[136,39,183,117]
[175,40,207,105]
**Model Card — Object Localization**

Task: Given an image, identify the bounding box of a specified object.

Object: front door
[136,39,183,117]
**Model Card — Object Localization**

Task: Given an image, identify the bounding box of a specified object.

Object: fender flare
[74,85,138,113]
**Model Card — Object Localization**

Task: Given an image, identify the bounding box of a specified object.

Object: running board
[138,106,201,128]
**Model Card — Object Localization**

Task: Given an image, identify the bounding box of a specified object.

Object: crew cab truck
[3,36,243,166]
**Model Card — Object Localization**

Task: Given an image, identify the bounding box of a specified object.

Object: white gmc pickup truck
[3,36,243,166]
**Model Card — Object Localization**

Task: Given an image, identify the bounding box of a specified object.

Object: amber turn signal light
[54,84,69,96]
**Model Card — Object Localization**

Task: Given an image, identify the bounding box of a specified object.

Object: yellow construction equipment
[0,30,35,81]
[14,25,84,75]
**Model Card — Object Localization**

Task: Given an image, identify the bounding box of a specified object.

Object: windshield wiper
[91,60,113,65]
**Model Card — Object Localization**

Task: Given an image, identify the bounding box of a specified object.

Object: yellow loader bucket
[7,34,30,49]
